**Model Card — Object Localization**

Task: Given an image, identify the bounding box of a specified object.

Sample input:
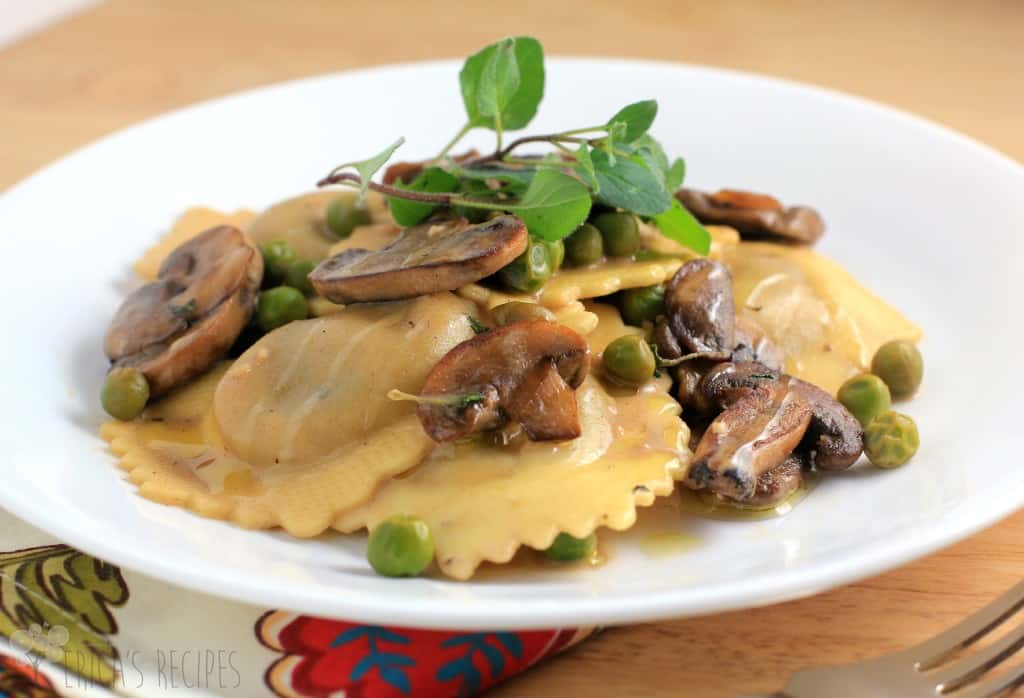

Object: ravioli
[336,303,691,580]
[247,191,394,263]
[465,225,738,310]
[725,242,922,394]
[456,284,599,337]
[101,292,480,537]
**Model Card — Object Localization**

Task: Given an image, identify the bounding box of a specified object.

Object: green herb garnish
[170,299,197,317]
[316,37,710,253]
[467,316,490,334]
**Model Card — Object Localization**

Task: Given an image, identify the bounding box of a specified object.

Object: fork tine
[927,619,1024,693]
[910,580,1024,669]
[953,659,1024,698]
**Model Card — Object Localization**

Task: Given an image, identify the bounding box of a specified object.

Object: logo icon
[8,624,70,671]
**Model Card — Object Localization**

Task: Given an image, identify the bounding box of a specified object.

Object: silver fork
[748,580,1024,697]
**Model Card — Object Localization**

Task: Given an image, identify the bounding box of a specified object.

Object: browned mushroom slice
[104,225,263,396]
[664,258,735,359]
[732,315,785,370]
[684,378,812,501]
[792,379,864,470]
[697,361,781,413]
[737,451,806,509]
[310,215,528,303]
[674,359,717,414]
[415,320,590,443]
[676,188,825,245]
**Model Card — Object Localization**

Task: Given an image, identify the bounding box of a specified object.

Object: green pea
[545,532,597,562]
[257,286,308,332]
[261,240,297,283]
[564,223,604,266]
[367,514,434,577]
[871,340,923,399]
[619,285,665,327]
[284,260,317,296]
[864,411,920,468]
[603,334,656,386]
[544,239,565,273]
[326,197,371,239]
[101,367,150,421]
[499,238,553,293]
[837,373,892,427]
[491,301,556,326]
[593,212,640,257]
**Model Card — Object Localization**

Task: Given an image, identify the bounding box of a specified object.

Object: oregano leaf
[388,167,459,226]
[591,148,673,215]
[653,198,711,255]
[327,138,405,199]
[608,100,658,143]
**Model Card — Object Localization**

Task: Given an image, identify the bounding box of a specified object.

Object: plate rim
[1,56,1023,629]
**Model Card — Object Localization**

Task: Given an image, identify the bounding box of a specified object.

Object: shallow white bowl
[1,58,1022,630]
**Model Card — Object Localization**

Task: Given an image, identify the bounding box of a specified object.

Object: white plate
[1,59,1022,630]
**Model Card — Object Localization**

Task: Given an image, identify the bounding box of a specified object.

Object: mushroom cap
[697,361,781,413]
[416,320,591,443]
[310,215,528,304]
[676,188,825,245]
[685,378,812,501]
[664,258,736,359]
[104,225,263,396]
[792,378,864,470]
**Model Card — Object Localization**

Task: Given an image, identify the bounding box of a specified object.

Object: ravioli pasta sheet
[335,302,691,580]
[101,293,479,537]
[336,375,689,580]
[725,242,922,394]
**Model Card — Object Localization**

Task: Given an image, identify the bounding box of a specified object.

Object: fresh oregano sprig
[316,37,710,253]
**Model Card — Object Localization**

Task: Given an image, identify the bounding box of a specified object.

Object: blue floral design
[436,632,524,695]
[330,625,415,695]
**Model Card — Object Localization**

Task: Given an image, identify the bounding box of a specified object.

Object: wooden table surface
[2,2,1021,696]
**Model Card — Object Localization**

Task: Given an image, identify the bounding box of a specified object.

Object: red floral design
[257,611,590,698]
[0,651,56,697]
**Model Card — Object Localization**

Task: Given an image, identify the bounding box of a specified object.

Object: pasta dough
[101,292,480,537]
[336,303,691,579]
[726,242,922,394]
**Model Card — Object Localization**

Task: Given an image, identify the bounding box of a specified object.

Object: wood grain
[1,2,1021,696]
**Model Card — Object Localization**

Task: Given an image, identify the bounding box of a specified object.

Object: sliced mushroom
[663,258,735,359]
[382,150,480,185]
[653,316,684,360]
[676,188,825,245]
[733,315,785,370]
[684,378,812,501]
[674,359,717,414]
[738,451,806,509]
[697,361,781,413]
[104,225,263,396]
[415,320,590,443]
[310,215,528,303]
[792,379,864,470]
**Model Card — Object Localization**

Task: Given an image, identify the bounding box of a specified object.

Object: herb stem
[558,124,608,136]
[317,172,455,204]
[467,132,601,168]
[436,123,472,160]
